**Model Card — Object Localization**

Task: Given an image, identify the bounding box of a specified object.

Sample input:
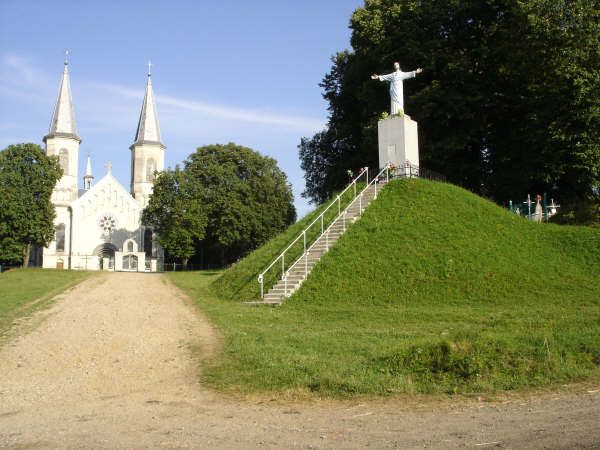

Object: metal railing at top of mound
[393,161,447,182]
[258,164,395,299]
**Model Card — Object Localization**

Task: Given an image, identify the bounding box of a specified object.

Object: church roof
[131,69,165,149]
[44,61,81,143]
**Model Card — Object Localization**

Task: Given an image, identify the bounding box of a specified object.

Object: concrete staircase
[247,180,387,306]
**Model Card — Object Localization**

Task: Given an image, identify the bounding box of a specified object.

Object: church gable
[72,173,142,229]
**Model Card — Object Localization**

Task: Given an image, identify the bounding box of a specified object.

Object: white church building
[38,60,164,271]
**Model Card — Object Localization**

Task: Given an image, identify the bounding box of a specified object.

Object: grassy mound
[213,184,361,301]
[172,178,600,396]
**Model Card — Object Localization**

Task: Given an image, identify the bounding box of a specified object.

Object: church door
[122,254,138,271]
[94,243,117,271]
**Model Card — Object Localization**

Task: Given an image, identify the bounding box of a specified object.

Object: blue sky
[0,0,363,217]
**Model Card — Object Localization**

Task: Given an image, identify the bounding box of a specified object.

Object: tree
[299,0,599,207]
[184,143,296,266]
[0,143,62,266]
[141,167,207,268]
[143,143,296,267]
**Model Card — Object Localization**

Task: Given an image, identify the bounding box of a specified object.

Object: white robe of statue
[372,63,423,115]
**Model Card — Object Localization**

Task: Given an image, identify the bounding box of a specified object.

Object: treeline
[0,142,295,268]
[300,0,599,218]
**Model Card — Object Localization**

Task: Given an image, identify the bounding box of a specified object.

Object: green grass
[214,182,364,301]
[0,268,91,338]
[170,178,600,397]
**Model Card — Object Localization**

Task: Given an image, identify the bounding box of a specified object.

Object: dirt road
[0,273,598,449]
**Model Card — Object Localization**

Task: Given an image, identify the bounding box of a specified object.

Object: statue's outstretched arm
[378,72,395,82]
[401,68,424,80]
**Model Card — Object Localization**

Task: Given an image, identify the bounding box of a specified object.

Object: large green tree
[0,143,62,266]
[143,143,296,267]
[185,143,296,266]
[300,0,599,207]
[142,167,207,267]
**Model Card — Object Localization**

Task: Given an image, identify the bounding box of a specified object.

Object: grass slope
[214,184,362,301]
[0,268,91,338]
[172,179,600,397]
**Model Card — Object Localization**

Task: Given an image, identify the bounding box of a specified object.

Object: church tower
[42,53,80,269]
[44,54,81,205]
[130,63,165,208]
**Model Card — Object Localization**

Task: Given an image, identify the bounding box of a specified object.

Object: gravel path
[0,273,598,449]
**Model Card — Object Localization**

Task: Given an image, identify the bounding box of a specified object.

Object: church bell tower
[42,53,81,269]
[44,53,81,205]
[130,63,165,208]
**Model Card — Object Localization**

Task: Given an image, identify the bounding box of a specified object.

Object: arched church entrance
[122,254,138,271]
[94,243,117,270]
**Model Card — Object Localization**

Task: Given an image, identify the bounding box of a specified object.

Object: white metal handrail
[257,164,391,299]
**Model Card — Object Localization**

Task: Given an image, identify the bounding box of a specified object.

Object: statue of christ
[371,62,423,115]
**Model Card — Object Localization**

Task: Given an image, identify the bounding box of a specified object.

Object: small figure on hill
[534,194,543,222]
[371,62,423,115]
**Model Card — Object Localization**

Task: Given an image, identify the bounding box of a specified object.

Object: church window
[127,241,134,252]
[56,223,65,252]
[146,158,156,181]
[59,149,69,175]
[135,157,144,182]
[144,229,153,257]
[97,212,118,234]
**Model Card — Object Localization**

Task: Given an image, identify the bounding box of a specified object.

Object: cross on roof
[148,60,152,77]
[64,49,70,66]
[105,161,112,173]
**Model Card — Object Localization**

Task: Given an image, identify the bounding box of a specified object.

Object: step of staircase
[248,181,386,305]
[245,300,282,306]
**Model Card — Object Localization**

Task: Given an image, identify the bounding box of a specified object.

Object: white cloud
[0,53,53,90]
[2,53,39,85]
[96,82,325,132]
[0,53,55,107]
[0,53,324,135]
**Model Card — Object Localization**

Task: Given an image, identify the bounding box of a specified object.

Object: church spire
[44,52,80,144]
[131,61,164,149]
[83,154,94,190]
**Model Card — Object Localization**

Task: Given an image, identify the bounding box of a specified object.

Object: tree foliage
[0,143,62,266]
[300,0,600,207]
[143,143,296,266]
[141,167,207,266]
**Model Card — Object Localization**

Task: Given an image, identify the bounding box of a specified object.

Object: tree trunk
[22,242,31,268]
[182,257,188,270]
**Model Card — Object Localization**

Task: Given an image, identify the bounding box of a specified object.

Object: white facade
[40,61,164,271]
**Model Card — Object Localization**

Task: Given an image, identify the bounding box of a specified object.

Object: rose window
[98,213,118,233]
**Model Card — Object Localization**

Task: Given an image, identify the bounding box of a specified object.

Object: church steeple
[131,62,164,149]
[83,155,94,190]
[44,52,80,144]
[130,62,166,208]
[44,52,81,206]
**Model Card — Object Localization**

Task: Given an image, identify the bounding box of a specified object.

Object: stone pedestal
[377,115,419,169]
